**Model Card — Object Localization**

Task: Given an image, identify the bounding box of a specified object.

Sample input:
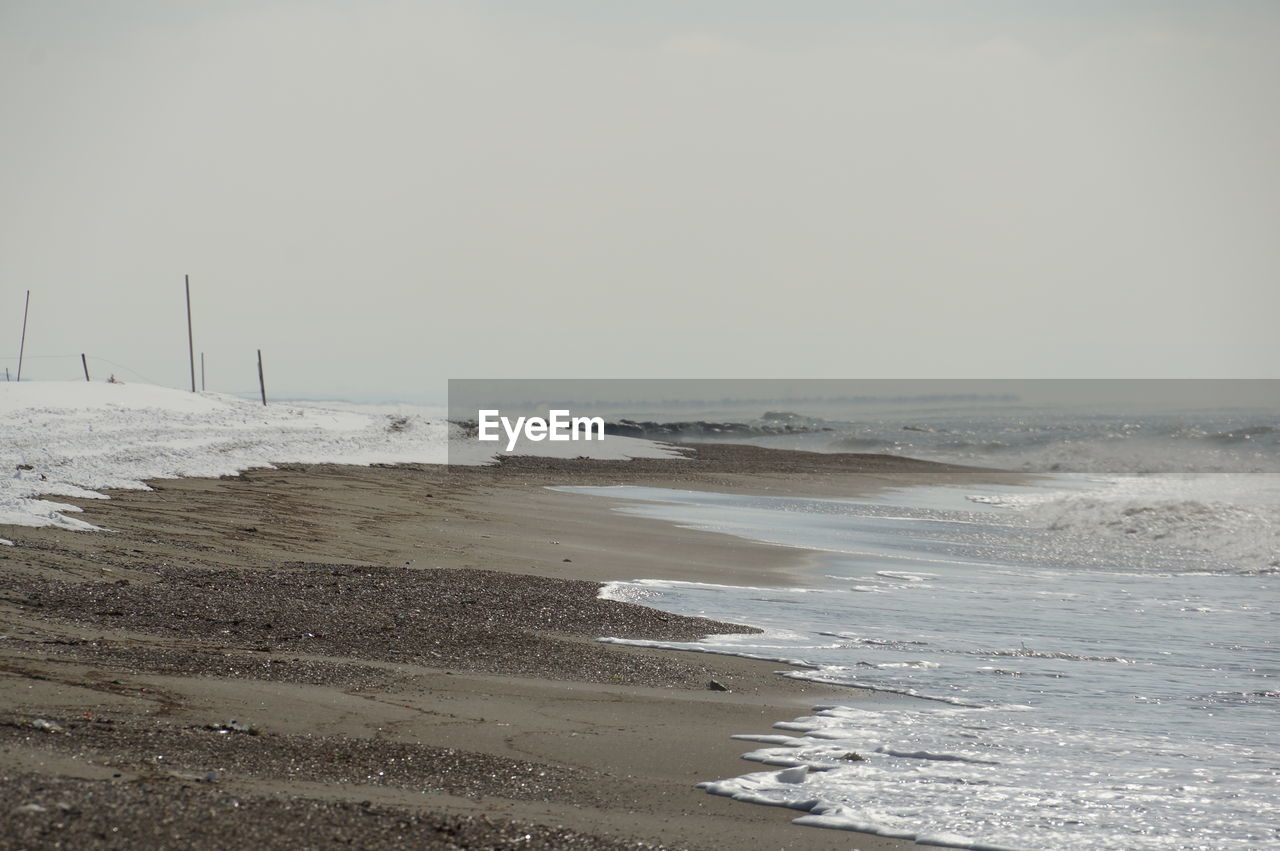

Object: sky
[2,1,1278,402]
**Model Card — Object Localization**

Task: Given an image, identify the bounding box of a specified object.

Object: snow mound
[0,381,679,532]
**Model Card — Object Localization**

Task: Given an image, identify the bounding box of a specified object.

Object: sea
[559,404,1279,850]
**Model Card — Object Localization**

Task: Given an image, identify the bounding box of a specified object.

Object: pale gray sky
[3,1,1277,401]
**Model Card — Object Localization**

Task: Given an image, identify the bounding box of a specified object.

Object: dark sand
[0,446,1019,849]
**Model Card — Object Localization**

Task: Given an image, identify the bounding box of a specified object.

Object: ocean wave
[972,647,1134,663]
[777,670,985,706]
[875,570,938,582]
[1201,425,1277,444]
[970,475,1280,574]
[816,633,930,648]
[913,430,1278,475]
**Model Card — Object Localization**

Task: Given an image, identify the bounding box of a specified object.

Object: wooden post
[185,275,195,392]
[201,352,206,392]
[16,290,30,382]
[81,353,90,382]
[257,349,267,406]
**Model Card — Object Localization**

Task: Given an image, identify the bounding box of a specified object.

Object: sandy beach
[0,446,1012,849]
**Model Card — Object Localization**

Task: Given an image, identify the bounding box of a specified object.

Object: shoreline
[0,447,1019,849]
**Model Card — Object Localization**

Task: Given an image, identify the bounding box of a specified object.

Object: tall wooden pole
[257,349,267,406]
[81,353,90,382]
[185,275,195,392]
[16,290,30,382]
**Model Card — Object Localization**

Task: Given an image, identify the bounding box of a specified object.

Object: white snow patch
[0,381,681,532]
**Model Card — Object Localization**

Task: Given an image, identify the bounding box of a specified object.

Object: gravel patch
[0,639,400,690]
[4,564,757,688]
[0,771,690,850]
[0,712,611,805]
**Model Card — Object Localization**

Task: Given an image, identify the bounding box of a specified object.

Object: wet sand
[0,446,1016,849]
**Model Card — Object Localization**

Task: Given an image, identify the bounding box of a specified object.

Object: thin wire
[0,354,87,360]
[84,356,167,387]
[0,353,170,388]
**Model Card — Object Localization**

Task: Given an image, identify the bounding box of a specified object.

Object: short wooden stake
[82,353,90,382]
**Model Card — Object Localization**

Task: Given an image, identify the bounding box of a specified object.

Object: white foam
[872,745,999,764]
[703,697,1279,849]
[875,570,937,582]
[595,636,815,669]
